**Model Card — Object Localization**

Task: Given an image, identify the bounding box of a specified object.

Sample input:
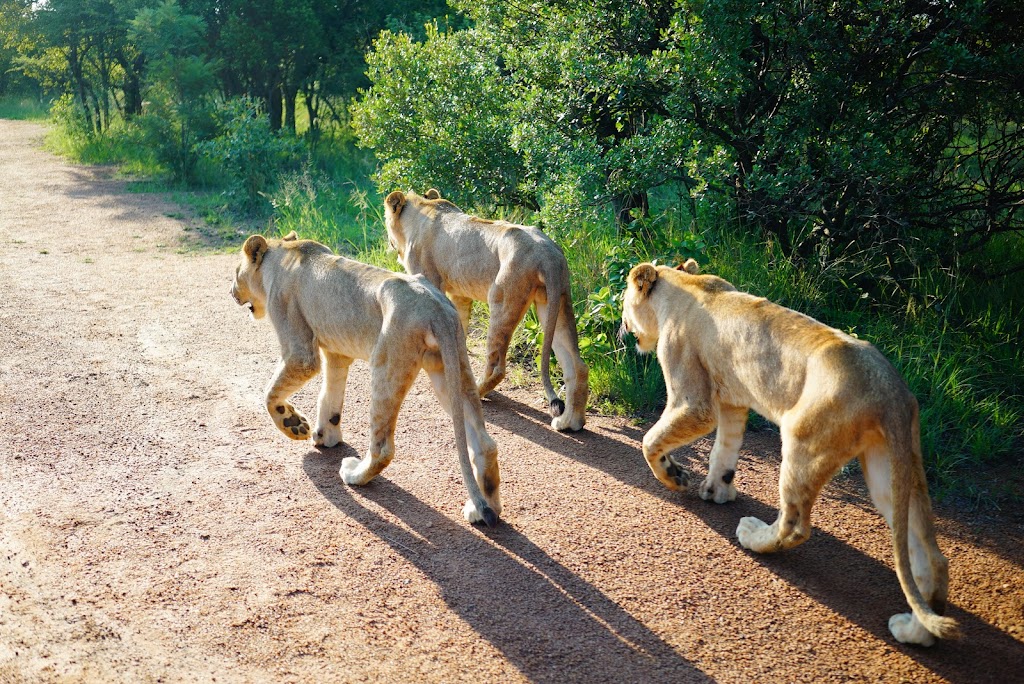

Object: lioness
[621,260,958,646]
[383,189,589,432]
[230,231,501,526]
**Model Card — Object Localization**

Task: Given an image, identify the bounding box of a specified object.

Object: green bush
[202,98,307,213]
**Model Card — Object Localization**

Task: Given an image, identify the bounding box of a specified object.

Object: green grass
[45,118,163,178]
[0,95,50,120]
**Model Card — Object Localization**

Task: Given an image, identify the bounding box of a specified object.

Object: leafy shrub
[203,98,307,213]
[49,93,90,140]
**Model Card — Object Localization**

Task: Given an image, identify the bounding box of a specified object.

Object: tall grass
[0,95,49,120]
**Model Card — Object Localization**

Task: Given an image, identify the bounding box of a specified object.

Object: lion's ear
[243,235,269,266]
[677,258,699,274]
[424,188,441,200]
[385,191,407,215]
[629,263,659,297]
[282,231,298,242]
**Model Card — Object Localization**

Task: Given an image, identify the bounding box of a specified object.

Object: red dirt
[1,119,1022,683]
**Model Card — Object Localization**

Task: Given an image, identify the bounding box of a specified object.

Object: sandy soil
[0,119,1022,683]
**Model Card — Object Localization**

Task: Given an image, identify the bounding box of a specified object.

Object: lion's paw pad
[657,455,691,490]
[274,404,310,440]
[736,516,769,549]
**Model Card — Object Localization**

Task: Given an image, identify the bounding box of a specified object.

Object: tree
[31,0,151,132]
[130,0,217,180]
[350,23,530,210]
[354,0,1024,285]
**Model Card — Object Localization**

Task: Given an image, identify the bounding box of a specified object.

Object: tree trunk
[119,54,145,118]
[68,44,95,134]
[284,84,298,134]
[613,190,650,232]
[304,88,319,143]
[269,83,283,132]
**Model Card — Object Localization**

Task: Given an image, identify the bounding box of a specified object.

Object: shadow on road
[302,447,712,684]
[708,495,1024,682]
[480,391,1024,680]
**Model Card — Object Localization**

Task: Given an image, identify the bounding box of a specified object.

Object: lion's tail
[888,407,960,640]
[435,315,497,528]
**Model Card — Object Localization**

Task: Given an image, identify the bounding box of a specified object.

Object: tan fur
[384,189,589,432]
[621,262,959,646]
[230,233,501,526]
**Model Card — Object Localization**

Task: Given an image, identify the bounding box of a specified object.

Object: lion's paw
[551,412,585,432]
[699,472,737,504]
[463,498,499,527]
[888,613,937,647]
[272,403,311,440]
[653,454,691,491]
[339,456,368,485]
[314,411,343,448]
[736,516,772,551]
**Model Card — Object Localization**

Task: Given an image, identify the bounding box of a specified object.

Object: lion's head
[230,231,299,319]
[621,259,700,353]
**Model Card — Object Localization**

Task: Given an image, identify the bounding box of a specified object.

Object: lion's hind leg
[314,352,352,448]
[861,446,952,646]
[478,279,532,398]
[339,350,418,486]
[265,355,319,440]
[539,293,589,432]
[737,439,841,553]
[425,361,502,521]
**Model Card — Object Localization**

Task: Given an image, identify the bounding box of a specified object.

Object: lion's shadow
[302,447,710,683]
[478,391,1024,680]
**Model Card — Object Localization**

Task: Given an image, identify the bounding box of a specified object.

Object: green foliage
[350,23,530,210]
[130,0,217,183]
[355,0,1024,298]
[201,98,307,213]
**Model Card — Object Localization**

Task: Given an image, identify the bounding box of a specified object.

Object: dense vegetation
[1,0,1020,495]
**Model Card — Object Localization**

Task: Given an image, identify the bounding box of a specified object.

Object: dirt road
[0,119,1021,683]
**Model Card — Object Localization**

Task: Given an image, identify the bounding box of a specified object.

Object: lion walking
[621,260,958,646]
[231,232,501,526]
[383,189,589,432]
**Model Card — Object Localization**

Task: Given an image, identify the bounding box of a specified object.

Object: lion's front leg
[265,355,319,440]
[699,404,748,504]
[641,406,715,491]
[314,352,352,448]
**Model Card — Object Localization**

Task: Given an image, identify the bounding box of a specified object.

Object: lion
[230,231,501,526]
[620,259,958,646]
[383,189,589,432]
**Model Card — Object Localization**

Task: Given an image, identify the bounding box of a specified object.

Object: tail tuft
[924,614,961,641]
[549,398,565,418]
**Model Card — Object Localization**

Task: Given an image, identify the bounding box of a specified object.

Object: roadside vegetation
[1,0,1020,498]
